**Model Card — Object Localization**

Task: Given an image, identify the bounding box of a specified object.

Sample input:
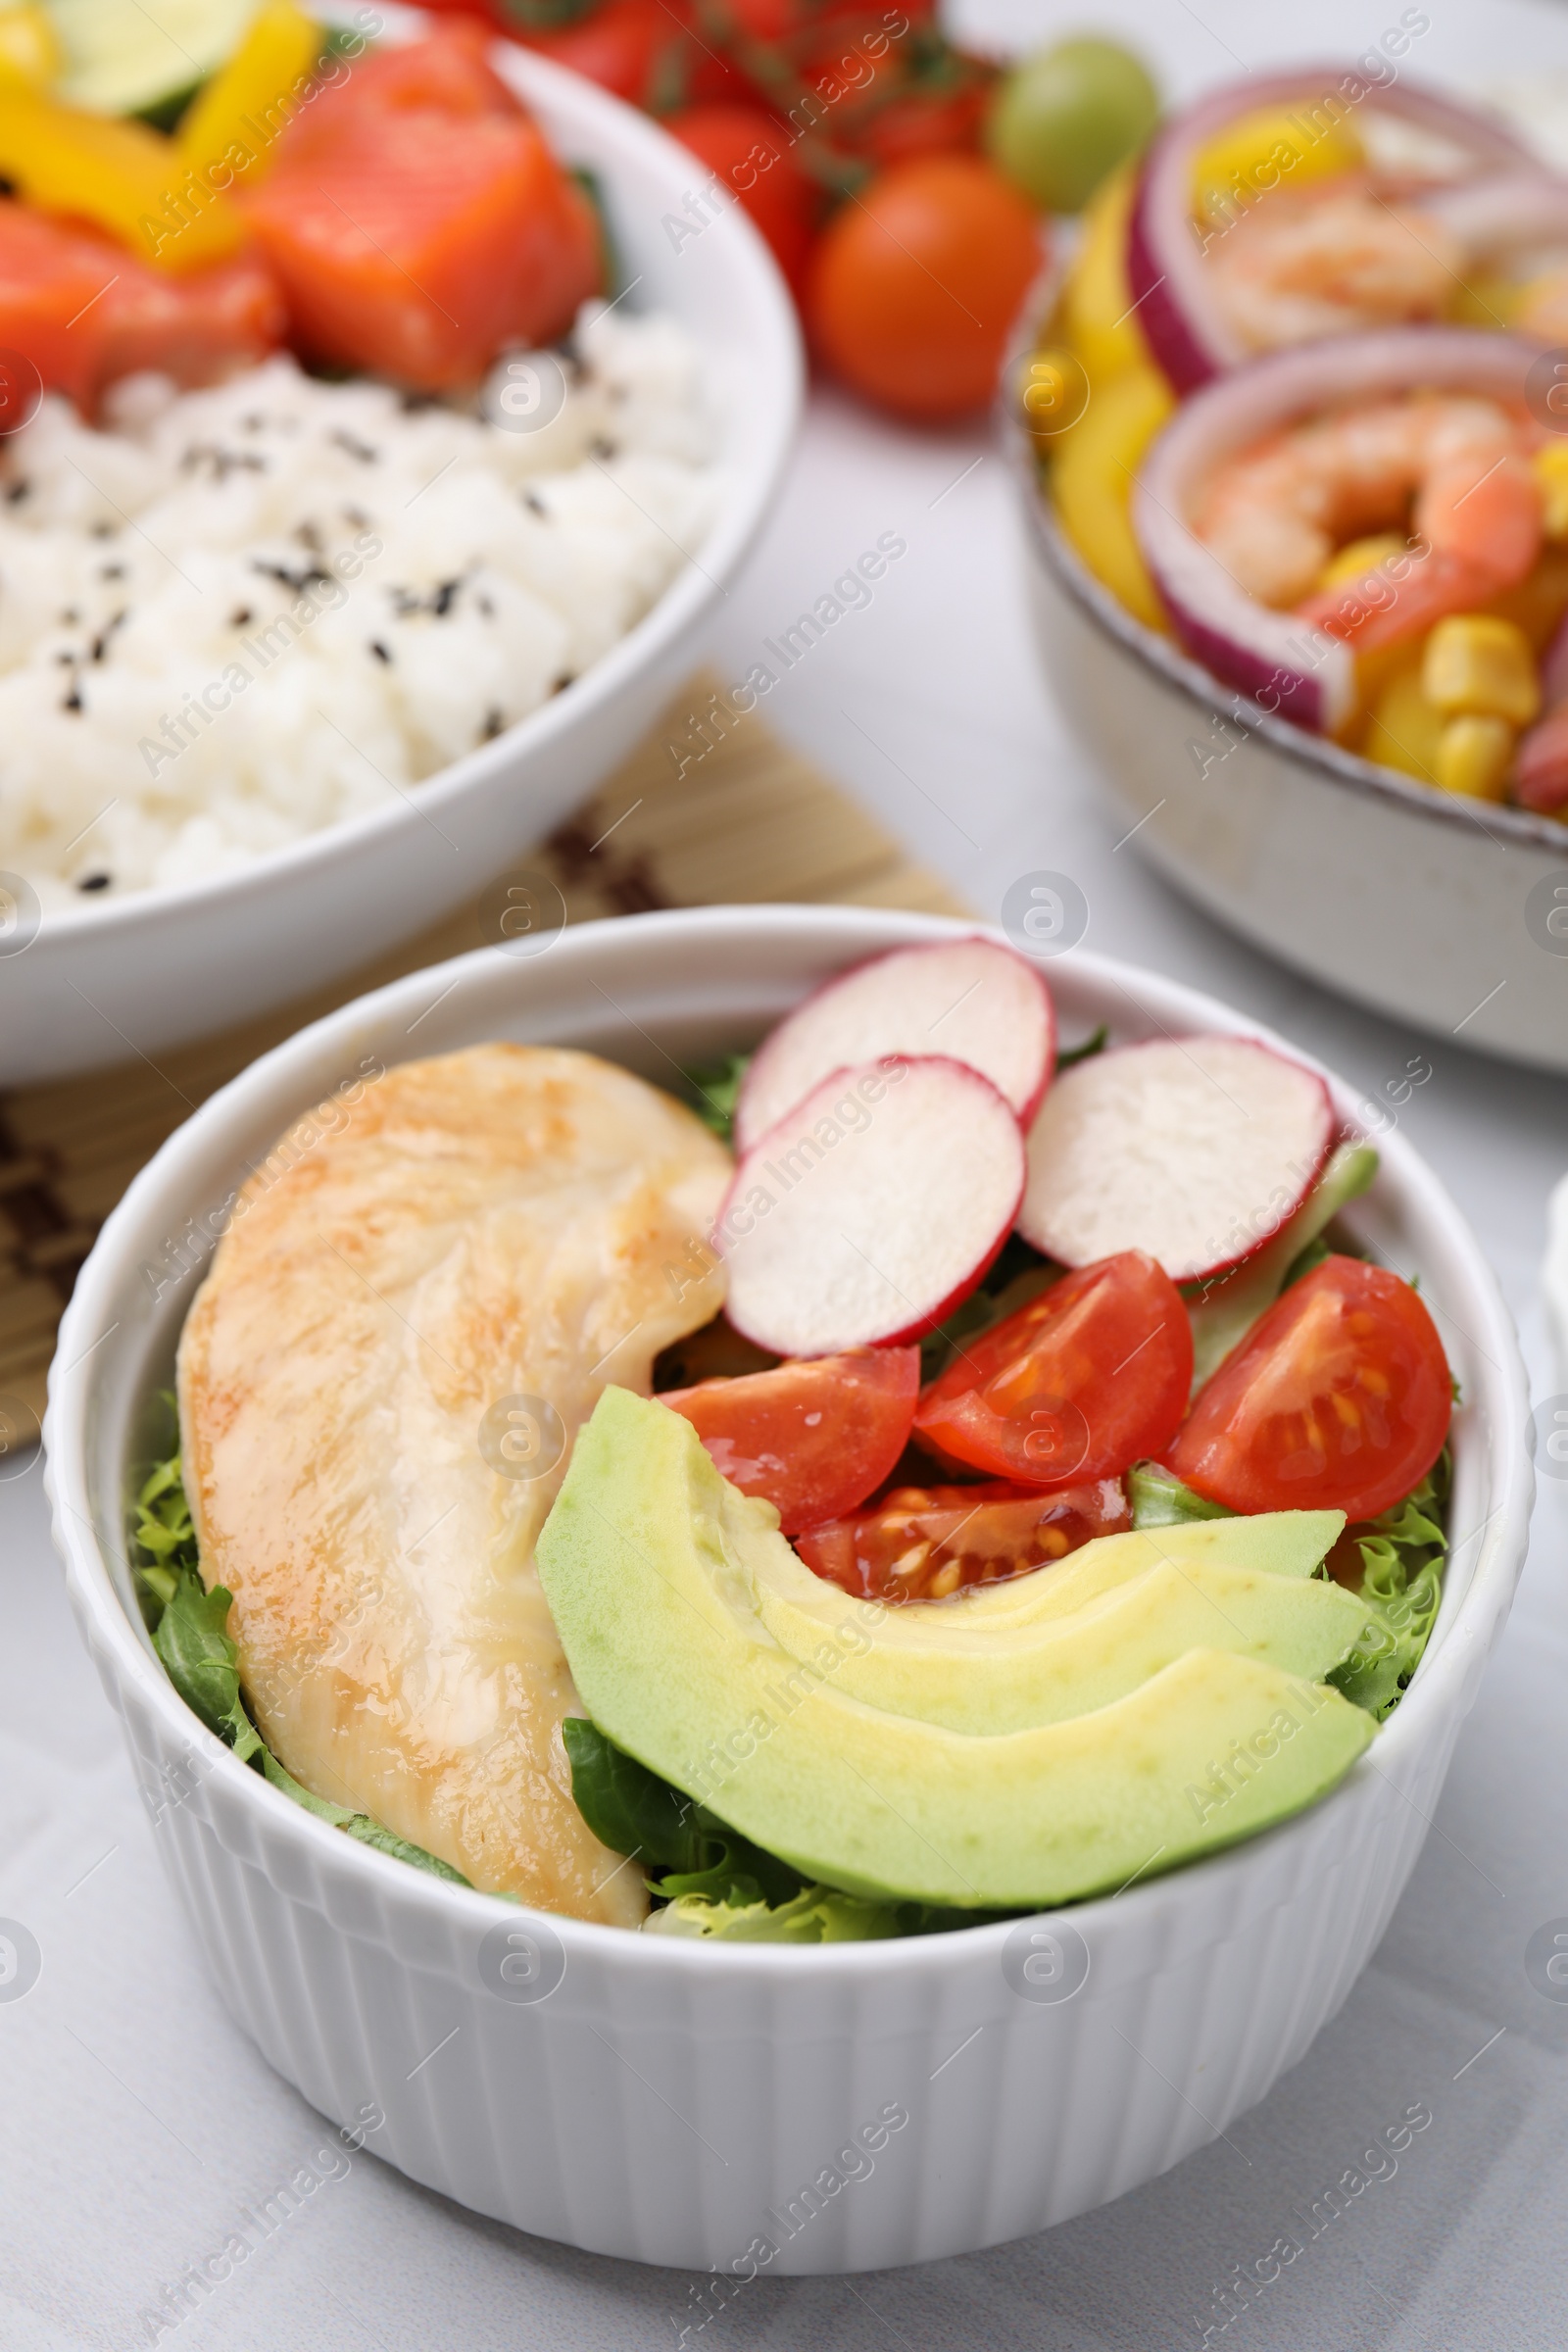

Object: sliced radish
[1017,1037,1336,1284]
[734,938,1055,1155]
[717,1056,1025,1356]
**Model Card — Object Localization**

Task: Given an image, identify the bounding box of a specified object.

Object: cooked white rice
[0,306,719,907]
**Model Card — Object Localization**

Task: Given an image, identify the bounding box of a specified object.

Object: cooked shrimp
[1193,393,1543,650]
[1203,181,1464,355]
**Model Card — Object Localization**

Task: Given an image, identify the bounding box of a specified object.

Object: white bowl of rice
[0,24,801,1084]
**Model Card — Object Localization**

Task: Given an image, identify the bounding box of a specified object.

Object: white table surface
[9,3,1568,2344]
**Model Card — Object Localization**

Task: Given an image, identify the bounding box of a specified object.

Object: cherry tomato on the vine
[914,1250,1193,1487]
[1167,1256,1451,1523]
[663,103,821,290]
[805,154,1045,420]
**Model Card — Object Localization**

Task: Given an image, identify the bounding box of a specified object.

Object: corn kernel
[1436,713,1514,801]
[1317,532,1406,592]
[1421,614,1541,725]
[1361,661,1444,785]
[1535,441,1568,540]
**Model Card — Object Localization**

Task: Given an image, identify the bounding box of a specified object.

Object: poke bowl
[1010,61,1568,1072]
[0,5,801,1085]
[44,903,1530,2272]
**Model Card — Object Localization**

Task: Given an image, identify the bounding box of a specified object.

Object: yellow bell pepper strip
[1060,162,1158,386]
[0,86,242,269]
[179,0,322,194]
[1191,103,1362,234]
[1435,712,1514,800]
[0,1,59,88]
[1051,365,1175,631]
[1421,614,1541,727]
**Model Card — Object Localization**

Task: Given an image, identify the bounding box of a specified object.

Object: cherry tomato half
[805,154,1044,421]
[661,1347,918,1534]
[913,1250,1193,1488]
[1167,1256,1451,1523]
[795,1477,1130,1601]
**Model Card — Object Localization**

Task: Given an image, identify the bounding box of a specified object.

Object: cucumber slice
[47,0,261,119]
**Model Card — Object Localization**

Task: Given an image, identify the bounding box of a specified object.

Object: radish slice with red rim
[1127,70,1531,394]
[1017,1036,1336,1284]
[717,1056,1026,1356]
[1133,326,1542,734]
[733,938,1055,1155]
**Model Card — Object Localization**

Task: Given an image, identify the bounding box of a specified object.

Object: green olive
[986,37,1160,214]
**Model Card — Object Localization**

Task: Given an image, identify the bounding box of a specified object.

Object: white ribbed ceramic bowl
[0,16,801,1086]
[1008,408,1568,1074]
[44,905,1531,2273]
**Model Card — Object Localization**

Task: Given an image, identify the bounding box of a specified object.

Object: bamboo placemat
[0,673,968,1428]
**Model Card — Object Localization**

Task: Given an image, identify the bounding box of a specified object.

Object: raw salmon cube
[245,25,603,391]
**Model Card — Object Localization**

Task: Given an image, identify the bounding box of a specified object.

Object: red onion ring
[1131,326,1543,733]
[1127,69,1532,393]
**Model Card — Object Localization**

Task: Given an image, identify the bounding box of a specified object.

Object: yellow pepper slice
[1192,103,1362,232]
[0,1,60,88]
[0,85,242,269]
[1422,614,1541,727]
[179,0,321,193]
[1059,163,1156,386]
[1051,365,1176,632]
[1435,713,1514,801]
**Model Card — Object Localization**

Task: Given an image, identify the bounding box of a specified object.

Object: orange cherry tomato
[805,154,1044,421]
[795,1477,1130,1601]
[663,103,820,292]
[1167,1256,1451,1523]
[661,1347,918,1534]
[914,1251,1193,1488]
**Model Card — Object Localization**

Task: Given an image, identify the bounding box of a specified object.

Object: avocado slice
[753,1507,1346,1672]
[537,1390,1376,1908]
[752,1552,1374,1735]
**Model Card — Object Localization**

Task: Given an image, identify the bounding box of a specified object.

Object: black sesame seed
[76,871,110,892]
[230,607,254,628]
[523,491,547,517]
[368,639,391,663]
[62,685,82,712]
[481,707,503,740]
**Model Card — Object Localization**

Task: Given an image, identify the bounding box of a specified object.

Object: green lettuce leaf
[131,1416,199,1621]
[563,1716,804,1905]
[682,1051,750,1144]
[153,1570,264,1763]
[1127,1462,1234,1529]
[1055,1024,1108,1069]
[1328,1450,1449,1719]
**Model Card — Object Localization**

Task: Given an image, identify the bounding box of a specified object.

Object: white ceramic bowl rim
[44,906,1532,1980]
[1005,391,1568,859]
[27,26,801,946]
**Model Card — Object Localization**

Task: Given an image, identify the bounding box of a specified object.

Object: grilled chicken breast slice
[178,1044,730,1924]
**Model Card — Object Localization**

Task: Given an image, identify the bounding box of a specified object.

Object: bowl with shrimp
[1014,318,1568,1072]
